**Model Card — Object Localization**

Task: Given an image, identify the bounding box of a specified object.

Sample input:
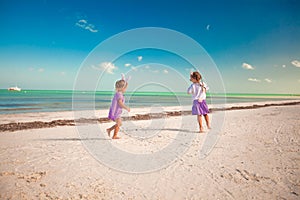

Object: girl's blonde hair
[115,80,127,90]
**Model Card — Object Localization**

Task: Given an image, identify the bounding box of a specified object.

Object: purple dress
[108,92,124,121]
[192,100,209,115]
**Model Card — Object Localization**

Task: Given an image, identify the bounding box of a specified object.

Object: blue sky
[0,0,299,93]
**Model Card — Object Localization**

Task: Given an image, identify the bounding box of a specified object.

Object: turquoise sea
[0,89,299,114]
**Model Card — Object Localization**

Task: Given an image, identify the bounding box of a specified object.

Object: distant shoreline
[1,100,299,132]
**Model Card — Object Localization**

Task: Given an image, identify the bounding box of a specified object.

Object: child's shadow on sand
[124,128,197,133]
[143,128,196,133]
[38,128,197,141]
[37,138,110,141]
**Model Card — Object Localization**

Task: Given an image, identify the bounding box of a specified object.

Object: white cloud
[101,62,117,74]
[265,78,272,83]
[85,25,98,33]
[28,67,46,73]
[242,63,255,70]
[124,63,131,67]
[138,56,143,62]
[291,60,300,68]
[131,66,138,71]
[206,24,210,30]
[75,19,98,33]
[78,19,87,24]
[248,78,261,82]
[282,65,286,68]
[144,65,150,69]
[92,62,117,74]
[151,70,159,73]
[163,69,169,74]
[75,20,86,28]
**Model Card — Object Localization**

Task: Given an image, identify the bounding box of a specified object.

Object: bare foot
[200,128,205,133]
[112,136,120,139]
[106,129,111,137]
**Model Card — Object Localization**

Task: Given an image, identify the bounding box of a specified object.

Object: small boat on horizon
[8,86,21,92]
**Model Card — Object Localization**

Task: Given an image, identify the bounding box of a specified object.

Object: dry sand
[0,102,299,199]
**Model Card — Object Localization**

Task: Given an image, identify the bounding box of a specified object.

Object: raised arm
[187,84,194,94]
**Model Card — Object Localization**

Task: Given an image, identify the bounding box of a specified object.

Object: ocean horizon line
[1,89,299,97]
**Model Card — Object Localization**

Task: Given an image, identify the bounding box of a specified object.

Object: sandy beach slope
[0,102,299,199]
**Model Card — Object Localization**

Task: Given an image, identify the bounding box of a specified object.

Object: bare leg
[197,115,204,133]
[106,124,116,137]
[112,118,122,139]
[204,114,211,129]
[112,125,120,139]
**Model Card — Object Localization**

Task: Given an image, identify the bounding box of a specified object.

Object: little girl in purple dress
[187,71,211,133]
[107,76,130,139]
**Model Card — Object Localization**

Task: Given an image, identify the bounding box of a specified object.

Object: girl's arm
[187,84,194,94]
[118,99,130,112]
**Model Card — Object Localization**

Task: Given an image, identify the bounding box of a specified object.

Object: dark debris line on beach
[1,101,300,132]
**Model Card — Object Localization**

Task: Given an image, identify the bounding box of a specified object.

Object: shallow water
[0,89,298,114]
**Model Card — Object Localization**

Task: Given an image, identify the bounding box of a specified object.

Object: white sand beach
[0,101,299,199]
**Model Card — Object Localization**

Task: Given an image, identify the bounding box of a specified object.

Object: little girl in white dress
[187,71,211,132]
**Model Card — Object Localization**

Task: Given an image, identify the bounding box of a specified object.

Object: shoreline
[1,100,299,132]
